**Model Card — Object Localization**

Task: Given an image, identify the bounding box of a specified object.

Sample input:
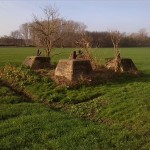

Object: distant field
[0,47,150,73]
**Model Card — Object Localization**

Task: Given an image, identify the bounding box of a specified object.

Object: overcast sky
[0,0,150,36]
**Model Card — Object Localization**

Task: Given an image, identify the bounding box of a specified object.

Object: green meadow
[0,47,150,73]
[0,47,150,149]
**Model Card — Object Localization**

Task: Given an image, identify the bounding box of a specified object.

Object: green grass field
[0,47,150,149]
[0,47,150,73]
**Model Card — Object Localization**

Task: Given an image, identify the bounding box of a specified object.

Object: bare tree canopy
[30,6,64,56]
[60,20,87,48]
[10,30,22,39]
[20,23,31,46]
[29,5,87,57]
[109,30,121,57]
[2,5,149,48]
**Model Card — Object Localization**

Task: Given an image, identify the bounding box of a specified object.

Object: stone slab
[55,59,93,81]
[105,57,138,73]
[23,56,50,69]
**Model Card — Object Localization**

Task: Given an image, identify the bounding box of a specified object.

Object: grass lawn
[2,81,147,150]
[0,47,71,67]
[0,47,150,149]
[0,47,150,73]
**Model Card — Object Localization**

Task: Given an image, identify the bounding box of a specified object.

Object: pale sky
[0,0,150,36]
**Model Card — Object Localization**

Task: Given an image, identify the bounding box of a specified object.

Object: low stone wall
[23,56,50,69]
[120,58,138,72]
[55,59,93,81]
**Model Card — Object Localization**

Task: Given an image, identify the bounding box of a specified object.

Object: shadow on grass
[0,80,33,103]
[114,72,150,84]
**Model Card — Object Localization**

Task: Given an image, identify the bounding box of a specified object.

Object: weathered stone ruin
[55,59,93,82]
[55,51,93,82]
[23,56,50,69]
[105,57,138,74]
[69,50,87,60]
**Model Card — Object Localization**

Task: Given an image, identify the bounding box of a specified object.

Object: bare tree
[138,28,147,38]
[109,30,122,72]
[30,6,64,57]
[59,20,87,47]
[20,23,31,46]
[10,30,22,39]
[75,33,90,49]
[10,30,23,46]
[109,30,121,58]
[75,33,100,70]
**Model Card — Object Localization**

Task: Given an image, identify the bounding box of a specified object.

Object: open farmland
[0,47,150,149]
[0,47,150,73]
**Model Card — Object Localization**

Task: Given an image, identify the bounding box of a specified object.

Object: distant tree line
[1,28,150,48]
[86,29,150,48]
[0,20,86,48]
[0,6,150,48]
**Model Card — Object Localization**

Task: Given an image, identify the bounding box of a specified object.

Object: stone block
[55,59,93,81]
[105,57,138,73]
[23,56,50,69]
